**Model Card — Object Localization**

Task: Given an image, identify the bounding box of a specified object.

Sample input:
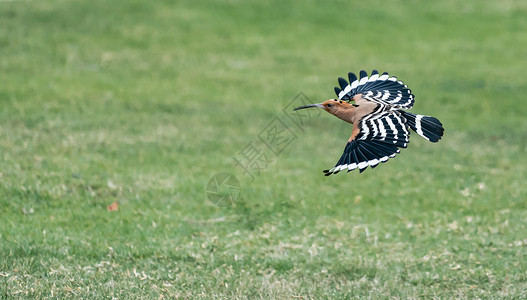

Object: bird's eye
[327,103,332,107]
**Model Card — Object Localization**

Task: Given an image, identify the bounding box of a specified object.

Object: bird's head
[294,99,357,120]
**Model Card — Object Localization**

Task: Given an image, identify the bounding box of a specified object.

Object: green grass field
[1,0,527,298]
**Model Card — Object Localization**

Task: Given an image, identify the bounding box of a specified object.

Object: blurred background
[1,0,526,298]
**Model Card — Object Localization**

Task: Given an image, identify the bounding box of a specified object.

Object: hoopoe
[294,70,444,175]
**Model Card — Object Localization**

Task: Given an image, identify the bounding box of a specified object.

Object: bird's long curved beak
[293,103,324,111]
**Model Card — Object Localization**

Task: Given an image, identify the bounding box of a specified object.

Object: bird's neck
[331,107,356,124]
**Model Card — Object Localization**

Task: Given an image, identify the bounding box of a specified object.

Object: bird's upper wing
[334,70,414,109]
[323,110,409,175]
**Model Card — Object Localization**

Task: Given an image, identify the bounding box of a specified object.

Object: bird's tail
[399,110,444,142]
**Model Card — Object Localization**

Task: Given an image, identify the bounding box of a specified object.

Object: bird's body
[294,70,444,175]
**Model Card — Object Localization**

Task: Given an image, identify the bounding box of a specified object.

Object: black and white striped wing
[323,111,410,175]
[334,70,415,109]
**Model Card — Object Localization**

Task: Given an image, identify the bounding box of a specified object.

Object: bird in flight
[294,70,444,175]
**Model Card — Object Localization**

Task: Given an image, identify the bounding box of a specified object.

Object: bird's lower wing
[323,111,409,175]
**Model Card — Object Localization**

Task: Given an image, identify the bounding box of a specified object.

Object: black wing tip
[348,72,357,84]
[338,77,348,90]
[359,70,368,79]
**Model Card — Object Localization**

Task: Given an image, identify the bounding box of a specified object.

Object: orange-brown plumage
[297,96,377,142]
